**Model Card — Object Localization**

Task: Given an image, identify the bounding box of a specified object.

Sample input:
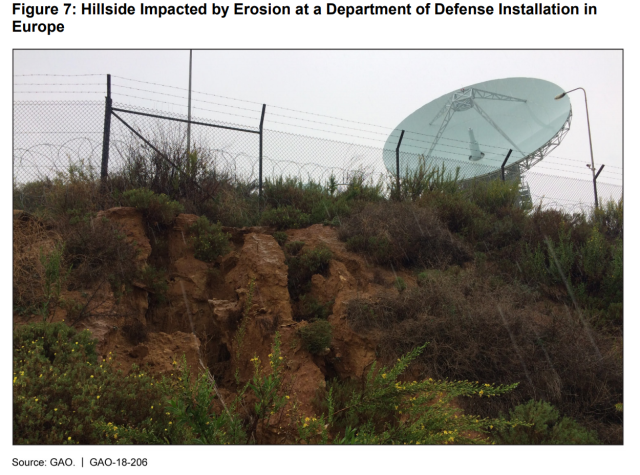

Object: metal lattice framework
[426,87,529,161]
[519,107,573,170]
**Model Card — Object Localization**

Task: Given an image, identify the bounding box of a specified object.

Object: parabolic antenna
[383,77,572,181]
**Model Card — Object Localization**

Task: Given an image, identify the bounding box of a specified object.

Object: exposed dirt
[14,210,410,419]
[13,207,623,444]
[11,210,482,421]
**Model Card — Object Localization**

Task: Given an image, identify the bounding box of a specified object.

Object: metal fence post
[594,164,604,208]
[100,74,112,182]
[187,50,192,156]
[501,149,513,181]
[395,130,404,200]
[258,104,266,212]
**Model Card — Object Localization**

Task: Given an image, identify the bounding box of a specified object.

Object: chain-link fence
[13,97,622,215]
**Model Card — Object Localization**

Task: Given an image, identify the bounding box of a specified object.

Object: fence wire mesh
[13,100,622,215]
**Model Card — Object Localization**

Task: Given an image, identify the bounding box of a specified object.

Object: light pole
[554,87,599,208]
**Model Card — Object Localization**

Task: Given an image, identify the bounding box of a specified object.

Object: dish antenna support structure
[426,87,528,162]
[384,77,573,182]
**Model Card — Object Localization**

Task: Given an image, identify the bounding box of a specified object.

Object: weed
[298,319,333,355]
[339,201,472,268]
[394,277,406,293]
[63,217,139,297]
[189,216,231,263]
[590,197,623,240]
[38,243,71,321]
[310,343,520,445]
[164,355,246,444]
[234,279,255,385]
[345,269,622,443]
[492,400,600,444]
[260,205,311,230]
[286,245,332,301]
[466,178,520,215]
[273,231,288,247]
[295,295,334,321]
[137,265,168,305]
[121,188,184,226]
[284,240,305,256]
[13,321,175,444]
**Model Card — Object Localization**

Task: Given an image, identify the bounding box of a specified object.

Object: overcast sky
[14,49,622,187]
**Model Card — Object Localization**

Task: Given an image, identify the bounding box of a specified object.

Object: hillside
[13,166,623,444]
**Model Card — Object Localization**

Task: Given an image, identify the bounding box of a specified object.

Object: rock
[226,232,293,325]
[95,207,151,263]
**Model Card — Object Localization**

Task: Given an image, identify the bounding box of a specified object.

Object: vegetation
[14,323,522,445]
[13,322,176,444]
[298,319,333,355]
[284,242,332,302]
[13,143,623,444]
[189,216,231,263]
[120,188,184,226]
[493,400,600,444]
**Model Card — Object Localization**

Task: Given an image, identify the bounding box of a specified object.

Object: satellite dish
[384,77,572,181]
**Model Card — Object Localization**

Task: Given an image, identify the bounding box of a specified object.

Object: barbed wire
[14,83,105,86]
[105,95,623,177]
[14,73,107,77]
[12,99,622,213]
[12,97,622,183]
[111,74,610,163]
[112,84,264,114]
[14,91,105,94]
[16,76,622,171]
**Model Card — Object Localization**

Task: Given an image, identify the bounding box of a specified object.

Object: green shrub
[189,216,231,263]
[309,343,520,445]
[466,178,520,215]
[590,198,623,240]
[345,235,391,263]
[137,265,168,305]
[38,243,71,321]
[163,356,246,444]
[13,321,177,444]
[344,275,622,442]
[342,172,385,203]
[284,240,305,256]
[63,217,139,300]
[602,239,623,304]
[394,277,406,293]
[296,245,332,276]
[122,188,184,225]
[392,159,461,202]
[14,160,104,219]
[492,400,600,444]
[581,227,608,281]
[260,205,311,230]
[262,177,325,213]
[419,190,487,239]
[298,319,333,355]
[273,231,288,247]
[309,197,352,225]
[339,202,472,268]
[286,245,333,300]
[295,295,334,321]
